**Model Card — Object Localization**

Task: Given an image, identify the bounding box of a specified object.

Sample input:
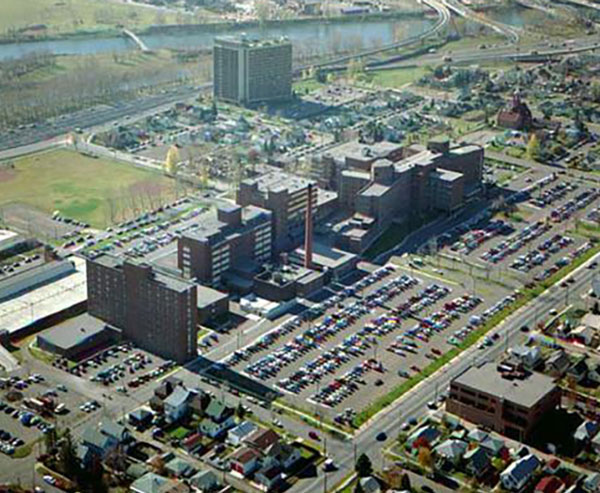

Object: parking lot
[222,264,513,422]
[0,371,95,456]
[49,341,174,397]
[439,171,599,281]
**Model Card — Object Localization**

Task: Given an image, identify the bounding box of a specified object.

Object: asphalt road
[0,86,205,156]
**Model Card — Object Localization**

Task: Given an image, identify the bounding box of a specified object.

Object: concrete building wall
[213,37,291,106]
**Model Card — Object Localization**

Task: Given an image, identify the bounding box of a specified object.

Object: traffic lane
[0,87,201,153]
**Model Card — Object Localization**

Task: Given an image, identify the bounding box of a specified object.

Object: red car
[309,431,320,441]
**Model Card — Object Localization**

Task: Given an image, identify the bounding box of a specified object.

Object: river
[0,16,435,61]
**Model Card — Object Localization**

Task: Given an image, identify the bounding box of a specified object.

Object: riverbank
[0,9,426,46]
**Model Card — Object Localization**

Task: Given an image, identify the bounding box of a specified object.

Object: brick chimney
[304,184,314,269]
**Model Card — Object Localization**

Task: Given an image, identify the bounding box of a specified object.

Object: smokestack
[304,184,314,269]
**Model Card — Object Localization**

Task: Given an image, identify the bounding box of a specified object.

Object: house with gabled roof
[500,454,541,491]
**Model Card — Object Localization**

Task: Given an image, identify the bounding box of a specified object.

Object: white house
[164,387,194,424]
[500,454,540,491]
[510,345,542,369]
[227,421,257,446]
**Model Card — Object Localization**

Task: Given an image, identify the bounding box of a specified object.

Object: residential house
[407,425,441,449]
[245,428,280,451]
[546,350,571,377]
[433,439,468,466]
[262,441,301,470]
[567,359,589,383]
[165,457,196,478]
[100,420,130,444]
[230,447,260,477]
[79,427,117,463]
[500,454,541,491]
[154,378,182,400]
[164,386,194,424]
[189,470,219,492]
[467,428,489,443]
[584,473,600,492]
[204,398,235,425]
[480,435,507,458]
[510,345,543,369]
[464,447,491,478]
[574,420,599,444]
[78,419,130,465]
[535,476,565,493]
[182,433,204,453]
[359,476,382,493]
[129,409,154,429]
[255,466,282,491]
[189,391,210,417]
[129,473,190,493]
[228,421,258,446]
[199,417,232,439]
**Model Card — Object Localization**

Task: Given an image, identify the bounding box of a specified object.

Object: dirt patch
[0,203,76,240]
[0,167,16,183]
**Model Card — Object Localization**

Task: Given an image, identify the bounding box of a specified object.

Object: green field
[0,0,184,36]
[0,149,175,227]
[367,66,429,88]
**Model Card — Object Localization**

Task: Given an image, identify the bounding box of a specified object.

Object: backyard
[0,149,176,228]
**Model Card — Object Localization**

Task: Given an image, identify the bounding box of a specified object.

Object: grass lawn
[168,426,190,440]
[367,66,429,88]
[0,149,175,228]
[364,222,411,259]
[0,0,183,36]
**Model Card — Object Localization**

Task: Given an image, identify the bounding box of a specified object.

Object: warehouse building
[37,314,120,360]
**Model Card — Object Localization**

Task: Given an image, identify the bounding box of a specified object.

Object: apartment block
[178,205,272,286]
[87,255,198,363]
[213,35,292,106]
[446,362,561,441]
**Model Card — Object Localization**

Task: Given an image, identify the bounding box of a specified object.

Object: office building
[87,255,198,363]
[446,362,561,441]
[178,205,272,286]
[213,35,292,106]
[237,171,338,253]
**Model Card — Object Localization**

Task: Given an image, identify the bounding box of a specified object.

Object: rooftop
[37,313,114,351]
[453,362,557,408]
[197,285,228,308]
[325,140,402,163]
[215,34,291,48]
[241,171,315,195]
[0,256,87,335]
[182,205,271,245]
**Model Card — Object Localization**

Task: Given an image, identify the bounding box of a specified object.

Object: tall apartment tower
[213,35,292,106]
[87,255,198,363]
